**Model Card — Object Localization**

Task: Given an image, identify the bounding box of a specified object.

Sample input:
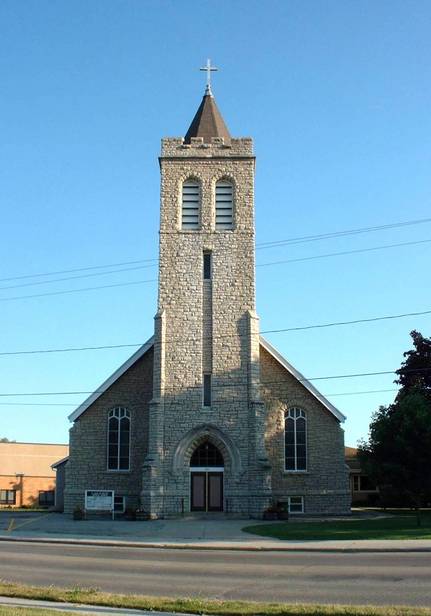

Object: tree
[359,331,431,525]
[395,330,431,398]
[0,437,13,442]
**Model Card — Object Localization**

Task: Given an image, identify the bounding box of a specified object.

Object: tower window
[215,181,233,229]
[182,180,200,229]
[203,374,212,407]
[203,252,212,280]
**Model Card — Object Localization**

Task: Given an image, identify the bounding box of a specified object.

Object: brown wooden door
[208,472,223,512]
[191,472,223,512]
[191,472,206,511]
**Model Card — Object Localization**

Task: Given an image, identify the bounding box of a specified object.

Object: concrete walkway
[0,595,180,615]
[1,511,430,552]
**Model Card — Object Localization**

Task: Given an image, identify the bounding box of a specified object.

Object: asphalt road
[1,541,431,608]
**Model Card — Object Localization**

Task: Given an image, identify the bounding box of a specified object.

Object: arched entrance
[190,441,224,512]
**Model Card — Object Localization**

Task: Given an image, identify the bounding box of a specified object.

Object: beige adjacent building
[345,446,379,505]
[0,442,68,508]
[64,81,351,518]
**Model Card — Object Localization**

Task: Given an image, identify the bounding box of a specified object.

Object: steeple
[184,91,231,145]
[184,60,231,144]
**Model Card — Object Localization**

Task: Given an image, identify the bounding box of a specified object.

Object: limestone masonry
[64,87,350,518]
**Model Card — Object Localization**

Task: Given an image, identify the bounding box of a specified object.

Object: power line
[0,391,98,397]
[0,343,141,356]
[0,278,157,302]
[256,217,431,250]
[0,368,427,397]
[2,236,429,293]
[0,402,76,406]
[0,263,157,291]
[260,309,431,335]
[2,216,430,284]
[0,307,429,356]
[0,388,399,406]
[0,257,158,284]
[324,388,398,397]
[256,238,431,268]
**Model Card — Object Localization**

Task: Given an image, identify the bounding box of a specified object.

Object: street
[1,540,431,607]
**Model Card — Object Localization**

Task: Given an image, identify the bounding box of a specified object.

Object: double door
[191,471,223,512]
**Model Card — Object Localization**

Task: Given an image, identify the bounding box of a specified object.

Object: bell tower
[142,66,271,517]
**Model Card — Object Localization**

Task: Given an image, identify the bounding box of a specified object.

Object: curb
[1,534,431,553]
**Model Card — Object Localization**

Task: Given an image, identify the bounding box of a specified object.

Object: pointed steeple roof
[184,89,231,145]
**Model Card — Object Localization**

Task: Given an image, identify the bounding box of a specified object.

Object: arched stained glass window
[284,407,307,471]
[108,407,130,471]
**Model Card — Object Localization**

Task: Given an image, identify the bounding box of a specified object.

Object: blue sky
[1,0,430,446]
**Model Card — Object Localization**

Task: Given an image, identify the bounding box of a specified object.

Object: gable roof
[260,336,346,423]
[68,334,345,424]
[51,455,69,469]
[68,336,154,423]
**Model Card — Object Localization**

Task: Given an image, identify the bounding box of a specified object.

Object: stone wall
[260,345,351,515]
[64,349,153,514]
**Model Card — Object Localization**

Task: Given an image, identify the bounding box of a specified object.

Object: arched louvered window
[107,407,130,471]
[284,407,307,471]
[182,180,200,229]
[215,181,233,229]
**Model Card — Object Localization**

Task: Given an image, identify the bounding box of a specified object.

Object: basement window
[288,496,304,514]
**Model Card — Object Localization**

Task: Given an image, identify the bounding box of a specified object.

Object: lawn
[243,512,431,541]
[0,582,431,616]
[0,609,72,616]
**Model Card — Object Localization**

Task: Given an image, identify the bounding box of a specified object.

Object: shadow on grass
[243,513,431,541]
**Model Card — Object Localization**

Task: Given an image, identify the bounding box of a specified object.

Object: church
[64,71,350,518]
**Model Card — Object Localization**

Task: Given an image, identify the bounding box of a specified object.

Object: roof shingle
[184,92,231,144]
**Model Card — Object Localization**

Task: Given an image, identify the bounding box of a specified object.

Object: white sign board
[85,490,114,511]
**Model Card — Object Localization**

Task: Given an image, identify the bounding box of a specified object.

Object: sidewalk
[1,511,431,552]
[0,595,178,615]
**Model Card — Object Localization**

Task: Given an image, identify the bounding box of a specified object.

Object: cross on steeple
[200,58,218,95]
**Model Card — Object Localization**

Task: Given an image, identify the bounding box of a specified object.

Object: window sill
[283,470,309,475]
[105,470,131,474]
[354,489,379,493]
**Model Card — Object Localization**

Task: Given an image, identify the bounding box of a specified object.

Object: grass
[243,512,431,541]
[0,509,47,513]
[0,609,74,615]
[0,581,431,616]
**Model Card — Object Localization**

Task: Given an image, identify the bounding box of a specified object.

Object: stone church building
[64,82,350,518]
